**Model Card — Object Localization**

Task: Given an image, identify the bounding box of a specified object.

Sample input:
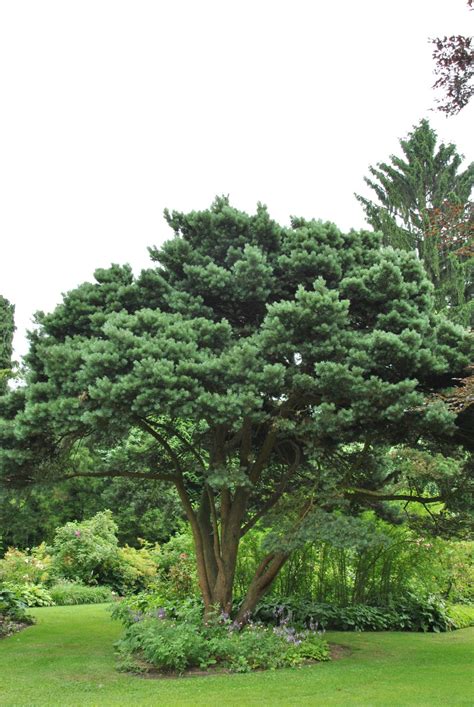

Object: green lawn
[0,604,473,706]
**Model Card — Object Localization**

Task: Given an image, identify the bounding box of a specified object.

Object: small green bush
[3,582,54,607]
[49,581,114,605]
[0,586,28,620]
[115,544,158,592]
[155,531,198,599]
[0,586,34,637]
[119,618,213,673]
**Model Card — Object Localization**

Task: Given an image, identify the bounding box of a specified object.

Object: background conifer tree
[356,120,473,325]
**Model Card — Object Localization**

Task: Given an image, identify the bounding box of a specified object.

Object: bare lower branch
[155,420,207,470]
[136,417,184,475]
[347,487,443,504]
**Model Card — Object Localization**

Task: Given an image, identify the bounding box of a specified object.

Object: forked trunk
[175,456,291,624]
[235,551,289,623]
[184,501,288,622]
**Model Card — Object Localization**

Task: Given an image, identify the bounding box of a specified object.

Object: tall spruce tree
[0,199,472,619]
[0,296,15,393]
[356,120,474,325]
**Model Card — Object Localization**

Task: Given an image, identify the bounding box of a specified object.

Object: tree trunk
[187,496,289,623]
[235,551,289,624]
[175,445,292,623]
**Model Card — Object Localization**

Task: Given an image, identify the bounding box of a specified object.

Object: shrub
[49,512,159,593]
[0,586,34,637]
[50,511,120,585]
[113,601,329,674]
[0,544,52,585]
[113,544,158,593]
[49,580,114,605]
[0,586,28,620]
[110,591,201,627]
[392,595,454,633]
[155,531,198,599]
[446,604,474,629]
[219,625,329,673]
[3,581,54,607]
[118,617,213,673]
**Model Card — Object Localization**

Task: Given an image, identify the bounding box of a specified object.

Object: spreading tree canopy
[356,120,473,325]
[0,198,472,618]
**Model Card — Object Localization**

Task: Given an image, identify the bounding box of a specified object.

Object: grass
[0,604,473,706]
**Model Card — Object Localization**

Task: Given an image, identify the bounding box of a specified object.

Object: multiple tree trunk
[176,481,290,622]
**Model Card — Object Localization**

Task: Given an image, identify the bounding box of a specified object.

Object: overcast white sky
[1,0,473,359]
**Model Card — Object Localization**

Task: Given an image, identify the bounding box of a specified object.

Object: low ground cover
[0,604,473,705]
[112,599,329,674]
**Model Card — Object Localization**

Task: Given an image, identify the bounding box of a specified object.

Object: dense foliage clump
[0,586,34,638]
[112,599,329,674]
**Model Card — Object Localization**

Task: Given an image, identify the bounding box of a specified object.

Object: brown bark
[172,418,298,622]
[235,551,289,623]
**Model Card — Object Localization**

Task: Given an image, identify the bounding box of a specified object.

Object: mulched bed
[0,616,34,639]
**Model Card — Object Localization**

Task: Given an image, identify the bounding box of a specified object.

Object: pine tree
[356,120,473,325]
[0,199,472,619]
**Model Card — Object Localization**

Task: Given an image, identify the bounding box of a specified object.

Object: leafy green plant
[254,596,455,633]
[3,581,54,607]
[0,586,27,620]
[49,581,114,606]
[117,617,213,673]
[393,595,455,633]
[115,544,158,592]
[154,530,198,599]
[110,591,202,628]
[0,585,34,637]
[447,604,474,629]
[112,597,329,674]
[114,609,329,675]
